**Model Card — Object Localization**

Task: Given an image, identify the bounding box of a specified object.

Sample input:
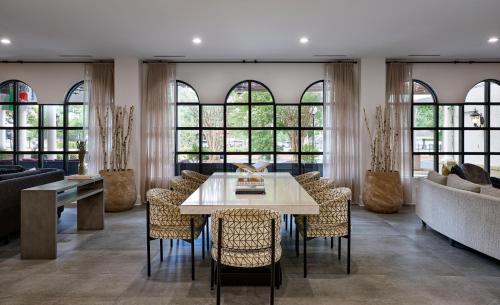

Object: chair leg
[160,239,163,262]
[170,239,173,247]
[202,226,205,259]
[210,258,214,290]
[289,215,293,237]
[270,219,275,305]
[191,218,195,281]
[303,216,307,278]
[338,237,341,260]
[206,217,210,253]
[347,199,351,274]
[146,201,151,277]
[217,219,222,305]
[331,237,334,249]
[295,220,299,257]
[284,214,288,231]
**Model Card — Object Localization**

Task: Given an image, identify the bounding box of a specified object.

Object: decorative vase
[362,170,403,213]
[99,169,137,212]
[78,152,86,175]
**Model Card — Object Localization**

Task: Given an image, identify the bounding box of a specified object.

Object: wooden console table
[21,177,104,259]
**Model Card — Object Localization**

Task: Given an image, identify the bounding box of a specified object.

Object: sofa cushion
[0,170,42,181]
[480,186,500,198]
[450,165,466,179]
[460,163,491,185]
[447,174,481,193]
[427,171,447,185]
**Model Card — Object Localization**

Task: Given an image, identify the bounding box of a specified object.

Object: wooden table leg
[77,182,104,230]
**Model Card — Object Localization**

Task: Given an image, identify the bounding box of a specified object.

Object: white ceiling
[1,0,500,61]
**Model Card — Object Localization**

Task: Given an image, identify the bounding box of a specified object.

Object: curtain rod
[387,60,500,64]
[0,60,114,64]
[142,60,358,64]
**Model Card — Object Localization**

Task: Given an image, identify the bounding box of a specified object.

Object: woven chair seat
[211,247,281,268]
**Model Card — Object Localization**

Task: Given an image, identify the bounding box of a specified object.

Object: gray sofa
[0,168,65,242]
[416,179,500,260]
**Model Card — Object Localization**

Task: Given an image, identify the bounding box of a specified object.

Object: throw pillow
[491,177,500,189]
[427,171,447,185]
[447,174,481,193]
[441,164,450,176]
[450,165,466,179]
[480,186,500,198]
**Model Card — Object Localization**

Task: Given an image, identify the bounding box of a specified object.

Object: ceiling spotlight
[1,38,11,45]
[299,37,309,44]
[488,37,499,44]
[192,37,202,44]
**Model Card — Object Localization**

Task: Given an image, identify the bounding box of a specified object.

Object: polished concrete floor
[0,205,499,305]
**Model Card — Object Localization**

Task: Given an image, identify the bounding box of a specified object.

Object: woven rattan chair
[170,176,199,194]
[181,170,209,184]
[146,188,207,280]
[302,178,336,196]
[294,171,320,185]
[295,187,352,277]
[210,209,282,305]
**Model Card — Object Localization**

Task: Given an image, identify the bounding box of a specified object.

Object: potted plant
[362,105,403,213]
[97,105,136,212]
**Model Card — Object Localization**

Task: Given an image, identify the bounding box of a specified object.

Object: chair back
[146,189,186,226]
[181,170,208,183]
[302,178,335,194]
[211,209,281,251]
[309,188,351,226]
[296,171,320,185]
[170,176,199,191]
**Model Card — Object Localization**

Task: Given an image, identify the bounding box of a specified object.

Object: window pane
[464,155,485,169]
[18,129,38,151]
[251,105,273,127]
[413,155,434,177]
[226,130,248,152]
[276,154,299,175]
[251,154,273,163]
[19,154,38,169]
[490,155,500,178]
[439,106,459,127]
[177,130,199,152]
[413,82,435,103]
[251,130,273,152]
[464,130,484,152]
[0,129,13,151]
[301,82,323,103]
[17,105,38,127]
[43,130,63,151]
[202,154,224,174]
[491,106,500,127]
[67,83,85,103]
[492,82,500,103]
[301,155,323,176]
[68,153,84,175]
[227,82,249,103]
[276,105,298,127]
[251,82,273,103]
[17,82,37,103]
[439,155,459,174]
[202,105,223,127]
[42,154,64,170]
[439,130,459,153]
[413,105,435,128]
[68,105,86,127]
[177,154,199,173]
[177,82,199,103]
[177,105,199,127]
[413,130,434,152]
[464,105,485,127]
[67,130,86,151]
[0,106,13,128]
[202,130,223,152]
[0,153,14,165]
[43,105,64,127]
[465,82,485,103]
[0,81,14,103]
[491,131,500,152]
[277,130,298,152]
[301,130,323,152]
[301,105,323,127]
[226,105,248,127]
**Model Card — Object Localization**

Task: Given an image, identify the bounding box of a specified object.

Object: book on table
[235,175,266,194]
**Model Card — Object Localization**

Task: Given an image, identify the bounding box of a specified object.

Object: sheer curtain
[386,63,413,203]
[323,63,360,202]
[84,63,114,175]
[140,63,176,200]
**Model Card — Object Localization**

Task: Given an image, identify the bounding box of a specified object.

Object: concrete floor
[0,205,499,305]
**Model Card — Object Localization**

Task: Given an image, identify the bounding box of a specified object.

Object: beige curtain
[386,63,413,203]
[84,63,114,175]
[324,63,360,202]
[140,63,176,200]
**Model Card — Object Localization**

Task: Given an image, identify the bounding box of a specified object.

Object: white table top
[179,172,319,215]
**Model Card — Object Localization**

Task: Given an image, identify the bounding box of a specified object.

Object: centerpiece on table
[362,105,403,213]
[97,105,137,212]
[235,174,266,194]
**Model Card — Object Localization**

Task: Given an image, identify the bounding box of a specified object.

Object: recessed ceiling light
[488,37,499,44]
[1,38,11,45]
[192,37,202,44]
[299,37,309,44]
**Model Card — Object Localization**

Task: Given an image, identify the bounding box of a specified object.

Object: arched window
[411,79,500,178]
[64,81,87,174]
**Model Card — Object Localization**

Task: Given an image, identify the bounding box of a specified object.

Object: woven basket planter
[362,170,403,214]
[99,169,137,212]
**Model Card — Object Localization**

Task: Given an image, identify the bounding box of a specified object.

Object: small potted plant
[362,105,403,213]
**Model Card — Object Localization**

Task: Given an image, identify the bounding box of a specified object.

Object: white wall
[0,63,84,103]
[413,63,500,102]
[176,63,324,103]
[114,57,142,204]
